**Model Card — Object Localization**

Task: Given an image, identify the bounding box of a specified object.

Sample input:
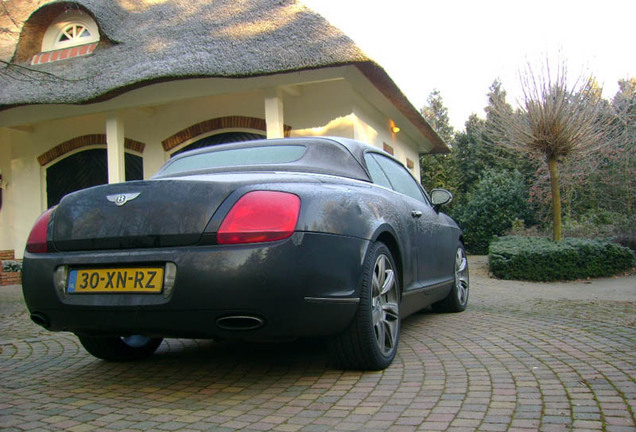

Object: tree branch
[0,2,21,29]
[0,58,76,81]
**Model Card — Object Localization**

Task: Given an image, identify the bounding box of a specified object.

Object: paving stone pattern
[1,257,634,431]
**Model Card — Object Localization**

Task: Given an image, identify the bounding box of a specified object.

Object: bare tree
[610,78,636,217]
[488,60,608,241]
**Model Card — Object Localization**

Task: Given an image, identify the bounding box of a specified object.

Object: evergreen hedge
[488,236,635,282]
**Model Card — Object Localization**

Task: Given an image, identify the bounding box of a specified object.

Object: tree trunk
[626,149,632,217]
[547,156,562,241]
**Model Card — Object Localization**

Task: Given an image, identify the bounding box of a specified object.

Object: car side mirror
[430,189,452,210]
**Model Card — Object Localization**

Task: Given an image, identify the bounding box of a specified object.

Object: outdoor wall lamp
[391,125,400,133]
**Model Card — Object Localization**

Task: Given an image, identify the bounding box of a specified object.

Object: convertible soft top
[154,137,380,182]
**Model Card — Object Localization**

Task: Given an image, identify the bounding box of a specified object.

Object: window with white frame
[41,10,100,52]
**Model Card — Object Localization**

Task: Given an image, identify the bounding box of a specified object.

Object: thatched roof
[0,0,447,152]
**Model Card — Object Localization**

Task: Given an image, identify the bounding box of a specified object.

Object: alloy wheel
[371,254,400,355]
[455,248,469,306]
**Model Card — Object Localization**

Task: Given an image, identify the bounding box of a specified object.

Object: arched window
[56,23,93,46]
[41,10,99,52]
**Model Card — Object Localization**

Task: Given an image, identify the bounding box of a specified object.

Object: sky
[302,0,636,130]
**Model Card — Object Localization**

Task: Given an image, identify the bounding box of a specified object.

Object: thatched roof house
[4,1,373,103]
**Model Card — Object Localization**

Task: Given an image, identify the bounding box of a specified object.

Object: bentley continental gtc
[22,137,469,370]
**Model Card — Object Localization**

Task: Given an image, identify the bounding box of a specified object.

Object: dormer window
[31,10,100,65]
[42,11,99,52]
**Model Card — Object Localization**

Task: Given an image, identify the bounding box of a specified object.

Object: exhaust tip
[30,312,51,329]
[216,315,265,331]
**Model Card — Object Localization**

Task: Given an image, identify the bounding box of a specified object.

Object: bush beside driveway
[1,257,634,431]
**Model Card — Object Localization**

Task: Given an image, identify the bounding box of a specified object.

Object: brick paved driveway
[1,257,634,431]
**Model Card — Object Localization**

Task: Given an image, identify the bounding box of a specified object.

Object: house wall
[352,90,421,179]
[114,90,268,176]
[285,80,354,138]
[287,79,421,178]
[0,129,13,252]
[1,76,424,258]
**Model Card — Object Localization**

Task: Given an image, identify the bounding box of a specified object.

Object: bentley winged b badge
[106,192,141,207]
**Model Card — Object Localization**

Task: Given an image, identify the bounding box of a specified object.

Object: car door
[364,153,420,293]
[366,153,455,292]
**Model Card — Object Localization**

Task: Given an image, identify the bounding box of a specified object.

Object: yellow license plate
[68,268,164,293]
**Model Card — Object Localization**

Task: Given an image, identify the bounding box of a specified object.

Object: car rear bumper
[22,232,368,340]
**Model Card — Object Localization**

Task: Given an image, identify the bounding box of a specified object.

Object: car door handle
[411,210,422,218]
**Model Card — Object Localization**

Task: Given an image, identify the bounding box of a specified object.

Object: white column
[106,113,125,184]
[264,87,284,139]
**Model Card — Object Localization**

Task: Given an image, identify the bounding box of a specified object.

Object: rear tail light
[26,208,55,253]
[217,191,301,244]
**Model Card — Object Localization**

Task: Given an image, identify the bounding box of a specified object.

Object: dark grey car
[22,137,469,370]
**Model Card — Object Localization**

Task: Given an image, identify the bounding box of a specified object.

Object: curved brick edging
[37,135,146,167]
[161,116,292,152]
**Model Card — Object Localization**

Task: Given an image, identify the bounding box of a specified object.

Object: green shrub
[561,210,631,238]
[453,170,535,254]
[1,260,22,273]
[562,213,636,253]
[489,236,635,281]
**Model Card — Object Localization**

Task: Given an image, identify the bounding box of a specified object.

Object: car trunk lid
[51,179,234,251]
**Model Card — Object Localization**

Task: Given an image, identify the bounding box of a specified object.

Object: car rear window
[161,145,306,175]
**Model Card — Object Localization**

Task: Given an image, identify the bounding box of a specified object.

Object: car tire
[432,243,469,313]
[77,335,163,361]
[330,242,400,370]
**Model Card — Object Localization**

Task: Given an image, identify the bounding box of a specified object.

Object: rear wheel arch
[373,230,403,293]
[330,240,401,370]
